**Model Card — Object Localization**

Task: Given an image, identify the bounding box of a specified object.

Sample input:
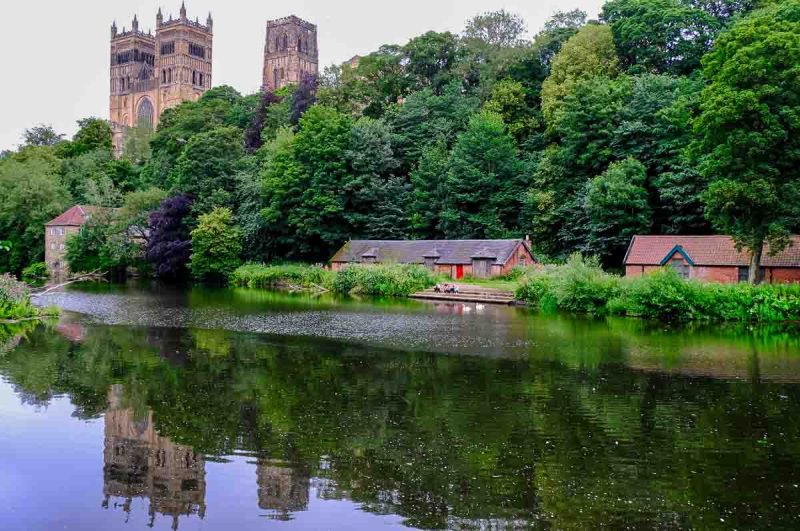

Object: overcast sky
[0,0,605,151]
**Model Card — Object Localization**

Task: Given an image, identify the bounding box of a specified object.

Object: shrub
[231,263,335,289]
[0,274,37,320]
[21,262,49,287]
[332,264,438,297]
[190,207,242,281]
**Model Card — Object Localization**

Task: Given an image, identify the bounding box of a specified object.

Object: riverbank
[0,273,58,323]
[517,255,800,323]
[231,263,438,297]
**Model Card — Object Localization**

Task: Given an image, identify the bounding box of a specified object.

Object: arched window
[283,33,288,50]
[273,69,279,88]
[192,71,196,85]
[298,38,302,51]
[199,73,204,86]
[137,98,154,129]
[276,37,279,51]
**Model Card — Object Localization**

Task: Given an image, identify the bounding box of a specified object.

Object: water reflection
[103,384,207,529]
[1,299,800,529]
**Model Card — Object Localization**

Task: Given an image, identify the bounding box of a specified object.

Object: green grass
[458,277,520,291]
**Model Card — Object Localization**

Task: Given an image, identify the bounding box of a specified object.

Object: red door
[456,265,464,279]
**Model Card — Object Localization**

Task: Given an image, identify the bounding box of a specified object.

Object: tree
[291,74,318,124]
[244,89,281,152]
[541,24,620,128]
[484,79,540,144]
[694,1,800,283]
[65,211,119,274]
[122,126,153,165]
[440,111,523,238]
[145,194,194,279]
[403,31,462,93]
[585,158,652,264]
[23,125,63,147]
[410,140,450,239]
[602,0,719,75]
[169,126,245,213]
[0,151,71,274]
[463,10,527,47]
[61,118,113,158]
[533,9,587,68]
[190,207,242,281]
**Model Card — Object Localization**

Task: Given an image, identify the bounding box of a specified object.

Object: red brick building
[330,239,535,279]
[624,235,800,284]
[44,205,103,277]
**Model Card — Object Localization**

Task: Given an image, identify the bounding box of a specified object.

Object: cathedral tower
[110,3,213,155]
[262,16,318,91]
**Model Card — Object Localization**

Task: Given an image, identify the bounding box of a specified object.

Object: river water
[2,284,800,530]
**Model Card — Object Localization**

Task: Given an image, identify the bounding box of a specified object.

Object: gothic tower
[262,16,318,91]
[110,3,213,155]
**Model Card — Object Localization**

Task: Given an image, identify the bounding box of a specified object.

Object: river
[1,283,800,530]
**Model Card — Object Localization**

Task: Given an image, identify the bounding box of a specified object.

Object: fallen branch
[31,270,105,298]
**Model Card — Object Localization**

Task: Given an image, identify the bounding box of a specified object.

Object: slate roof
[331,240,529,266]
[625,235,800,268]
[45,205,103,227]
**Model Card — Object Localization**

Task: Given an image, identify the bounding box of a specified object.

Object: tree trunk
[749,244,763,285]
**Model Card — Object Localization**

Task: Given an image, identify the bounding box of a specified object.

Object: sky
[0,0,606,152]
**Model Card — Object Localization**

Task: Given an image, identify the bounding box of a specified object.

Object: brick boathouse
[624,235,800,284]
[44,205,103,277]
[330,239,535,279]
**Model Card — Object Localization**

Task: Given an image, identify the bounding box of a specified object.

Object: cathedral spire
[207,12,213,31]
[180,1,187,20]
[132,14,139,32]
[111,20,117,38]
[156,7,163,26]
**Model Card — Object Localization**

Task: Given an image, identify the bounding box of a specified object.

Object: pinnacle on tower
[207,12,213,30]
[156,7,163,26]
[111,20,117,38]
[180,1,187,20]
[132,14,139,32]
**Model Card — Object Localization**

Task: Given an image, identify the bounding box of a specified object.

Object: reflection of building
[103,385,206,530]
[256,459,310,520]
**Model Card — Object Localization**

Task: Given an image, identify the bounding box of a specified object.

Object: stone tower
[262,15,319,91]
[110,3,213,155]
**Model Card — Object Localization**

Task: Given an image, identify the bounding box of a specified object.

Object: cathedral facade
[109,3,213,154]
[262,15,319,91]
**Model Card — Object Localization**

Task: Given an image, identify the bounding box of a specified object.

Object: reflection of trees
[2,323,800,529]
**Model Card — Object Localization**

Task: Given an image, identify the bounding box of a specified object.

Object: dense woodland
[0,0,798,281]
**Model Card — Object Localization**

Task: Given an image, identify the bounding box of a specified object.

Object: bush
[21,262,49,287]
[0,274,37,320]
[516,254,800,323]
[190,207,242,281]
[231,263,335,289]
[231,263,437,298]
[332,264,438,297]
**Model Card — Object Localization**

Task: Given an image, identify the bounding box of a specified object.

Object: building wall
[499,243,535,276]
[626,263,800,284]
[45,225,81,276]
[263,16,318,91]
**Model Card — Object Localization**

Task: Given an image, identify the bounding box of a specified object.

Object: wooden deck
[409,284,517,305]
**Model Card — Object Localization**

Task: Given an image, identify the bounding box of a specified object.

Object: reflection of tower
[256,459,310,520]
[103,385,206,529]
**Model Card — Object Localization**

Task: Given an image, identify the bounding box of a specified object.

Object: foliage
[190,207,242,281]
[21,263,49,287]
[231,263,335,289]
[585,158,652,264]
[145,194,194,279]
[65,218,118,273]
[332,264,438,297]
[0,274,37,320]
[23,125,64,148]
[463,10,527,47]
[694,0,800,281]
[60,118,113,158]
[517,257,800,322]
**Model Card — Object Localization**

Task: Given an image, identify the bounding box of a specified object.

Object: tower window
[192,71,196,85]
[162,69,166,83]
[199,73,204,87]
[160,41,175,55]
[189,42,205,59]
[283,34,288,50]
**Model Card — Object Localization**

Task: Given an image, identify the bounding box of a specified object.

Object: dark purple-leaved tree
[291,73,318,125]
[145,194,194,279]
[244,89,281,152]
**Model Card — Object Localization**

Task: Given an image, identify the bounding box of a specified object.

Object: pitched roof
[331,240,528,266]
[625,235,800,268]
[45,205,103,227]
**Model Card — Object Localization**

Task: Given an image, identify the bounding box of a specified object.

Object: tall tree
[441,111,523,238]
[694,1,800,282]
[190,207,242,281]
[463,10,527,48]
[403,31,462,93]
[602,0,719,75]
[22,125,64,148]
[410,140,450,239]
[145,194,194,279]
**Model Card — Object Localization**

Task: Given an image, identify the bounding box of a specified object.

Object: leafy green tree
[484,79,540,144]
[410,141,450,239]
[22,125,64,147]
[541,24,620,128]
[533,9,588,68]
[603,0,719,75]
[105,187,168,269]
[122,126,153,165]
[65,213,119,273]
[463,10,527,47]
[169,126,245,213]
[403,31,462,93]
[441,111,523,238]
[60,118,113,158]
[586,158,652,264]
[0,151,71,273]
[190,207,242,281]
[694,0,800,282]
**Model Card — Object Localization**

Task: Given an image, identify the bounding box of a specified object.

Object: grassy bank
[231,263,439,297]
[0,274,57,322]
[517,255,800,323]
